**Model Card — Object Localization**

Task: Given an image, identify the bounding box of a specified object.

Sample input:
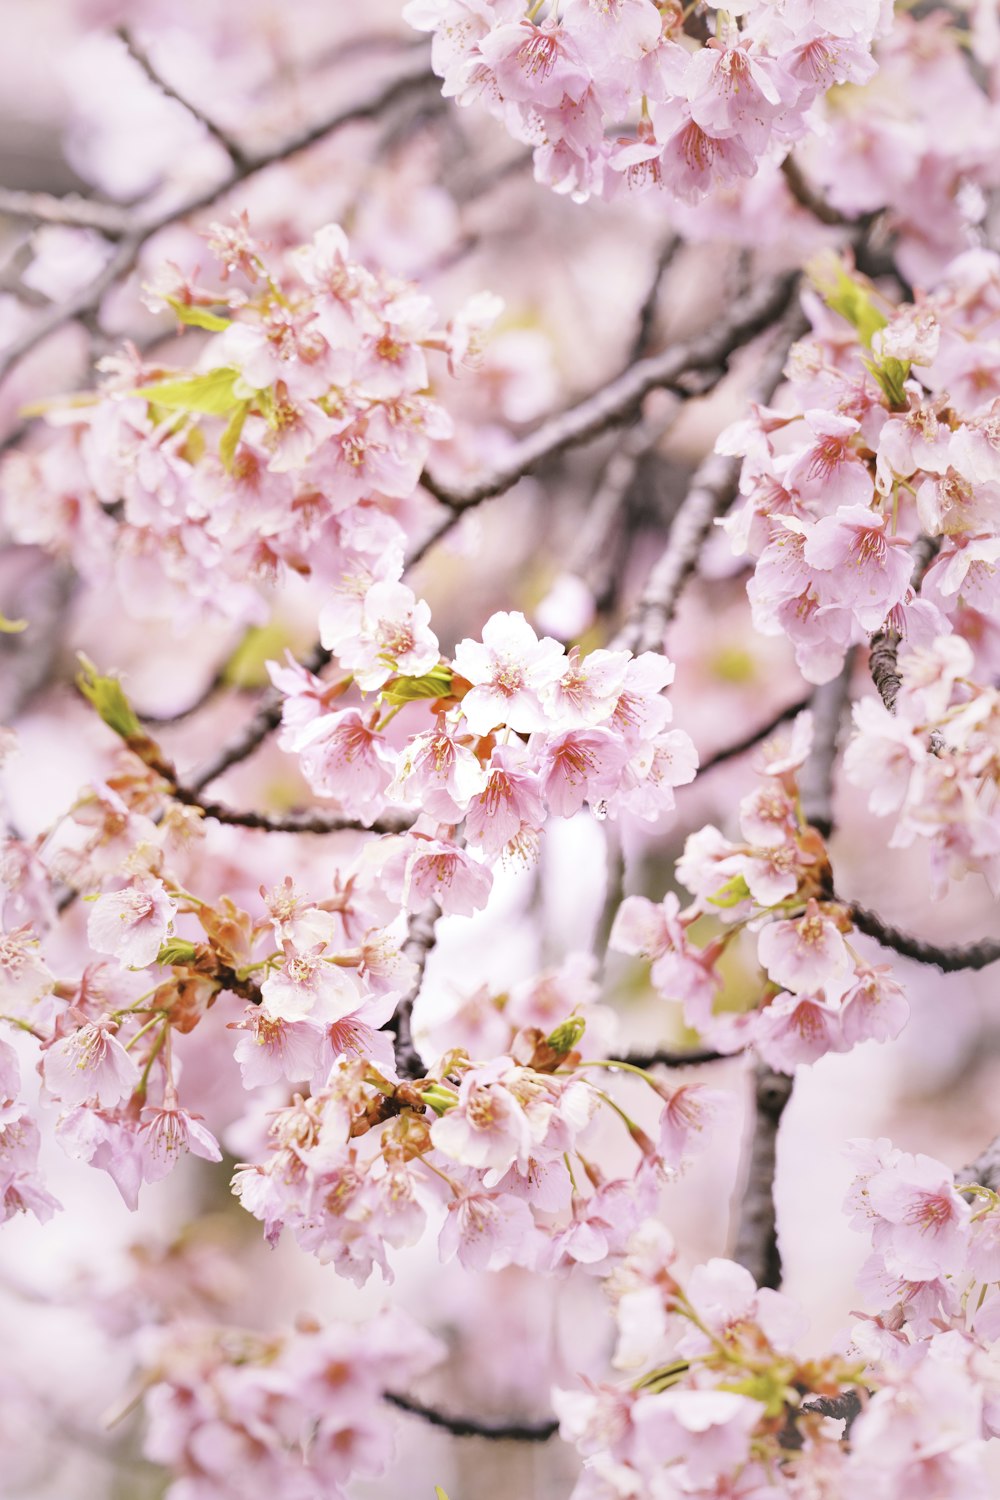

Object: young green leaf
[165,296,232,333]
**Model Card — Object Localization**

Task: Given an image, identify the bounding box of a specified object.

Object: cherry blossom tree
[2,2,1000,1496]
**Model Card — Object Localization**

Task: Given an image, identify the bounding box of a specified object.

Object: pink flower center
[905,1191,956,1236]
[492,661,524,697]
[849,528,888,568]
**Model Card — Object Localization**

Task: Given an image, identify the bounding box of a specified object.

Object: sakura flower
[379,835,493,917]
[431,1061,535,1174]
[840,963,910,1046]
[865,1148,972,1281]
[231,1009,331,1089]
[754,991,845,1070]
[386,724,487,820]
[295,708,395,816]
[140,1095,223,1182]
[438,1189,537,1272]
[533,727,627,818]
[655,1084,736,1170]
[632,1388,765,1489]
[260,942,361,1024]
[0,926,54,1019]
[464,743,546,860]
[42,1017,140,1107]
[802,504,913,631]
[323,580,440,692]
[87,878,174,969]
[756,900,852,995]
[453,610,567,734]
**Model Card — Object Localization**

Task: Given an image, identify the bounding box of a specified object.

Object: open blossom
[386,723,487,819]
[87,879,174,969]
[756,900,852,995]
[322,579,440,691]
[42,1017,140,1107]
[453,611,567,734]
[260,942,361,1023]
[862,1146,973,1281]
[430,1060,536,1173]
[139,1096,223,1182]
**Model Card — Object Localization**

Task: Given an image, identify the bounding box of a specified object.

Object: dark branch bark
[847,903,1000,972]
[868,535,941,713]
[385,1391,557,1442]
[697,694,814,776]
[116,26,249,169]
[391,902,440,1080]
[732,1063,794,1291]
[604,1046,732,1069]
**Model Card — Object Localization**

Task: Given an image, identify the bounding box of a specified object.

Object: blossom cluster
[1,219,497,627]
[722,248,1000,888]
[611,710,909,1069]
[555,1155,1000,1500]
[233,1023,734,1285]
[273,608,698,866]
[136,1310,442,1500]
[406,0,889,203]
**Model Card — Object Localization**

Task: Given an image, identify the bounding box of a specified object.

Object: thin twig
[779,155,850,228]
[0,188,133,237]
[0,55,436,384]
[697,694,814,777]
[171,792,414,837]
[613,301,807,656]
[732,1063,794,1291]
[116,26,249,169]
[847,903,1000,973]
[603,1046,732,1070]
[385,1390,557,1442]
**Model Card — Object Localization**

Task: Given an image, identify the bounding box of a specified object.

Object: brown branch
[613,301,807,656]
[697,694,814,776]
[603,1046,732,1069]
[732,1063,794,1291]
[779,155,850,227]
[385,1391,557,1442]
[419,273,800,514]
[170,791,415,837]
[0,54,436,384]
[392,902,440,1079]
[628,235,681,364]
[868,535,941,713]
[0,188,133,238]
[847,903,1000,972]
[116,26,249,169]
[798,653,854,839]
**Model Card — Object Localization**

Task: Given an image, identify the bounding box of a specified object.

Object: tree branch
[116,26,249,170]
[385,1390,557,1442]
[798,654,853,839]
[419,273,799,514]
[0,188,133,237]
[847,903,1000,973]
[391,902,440,1080]
[697,693,814,777]
[868,535,940,713]
[732,1063,794,1291]
[0,54,436,383]
[613,301,807,656]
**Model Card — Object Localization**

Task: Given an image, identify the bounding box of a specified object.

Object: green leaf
[380,664,454,705]
[435,1489,451,1500]
[809,258,887,348]
[707,874,751,909]
[863,354,910,411]
[222,622,297,690]
[719,1372,789,1420]
[76,654,142,740]
[220,401,250,469]
[165,296,232,332]
[546,1015,586,1055]
[129,367,242,417]
[0,612,28,634]
[156,938,199,967]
